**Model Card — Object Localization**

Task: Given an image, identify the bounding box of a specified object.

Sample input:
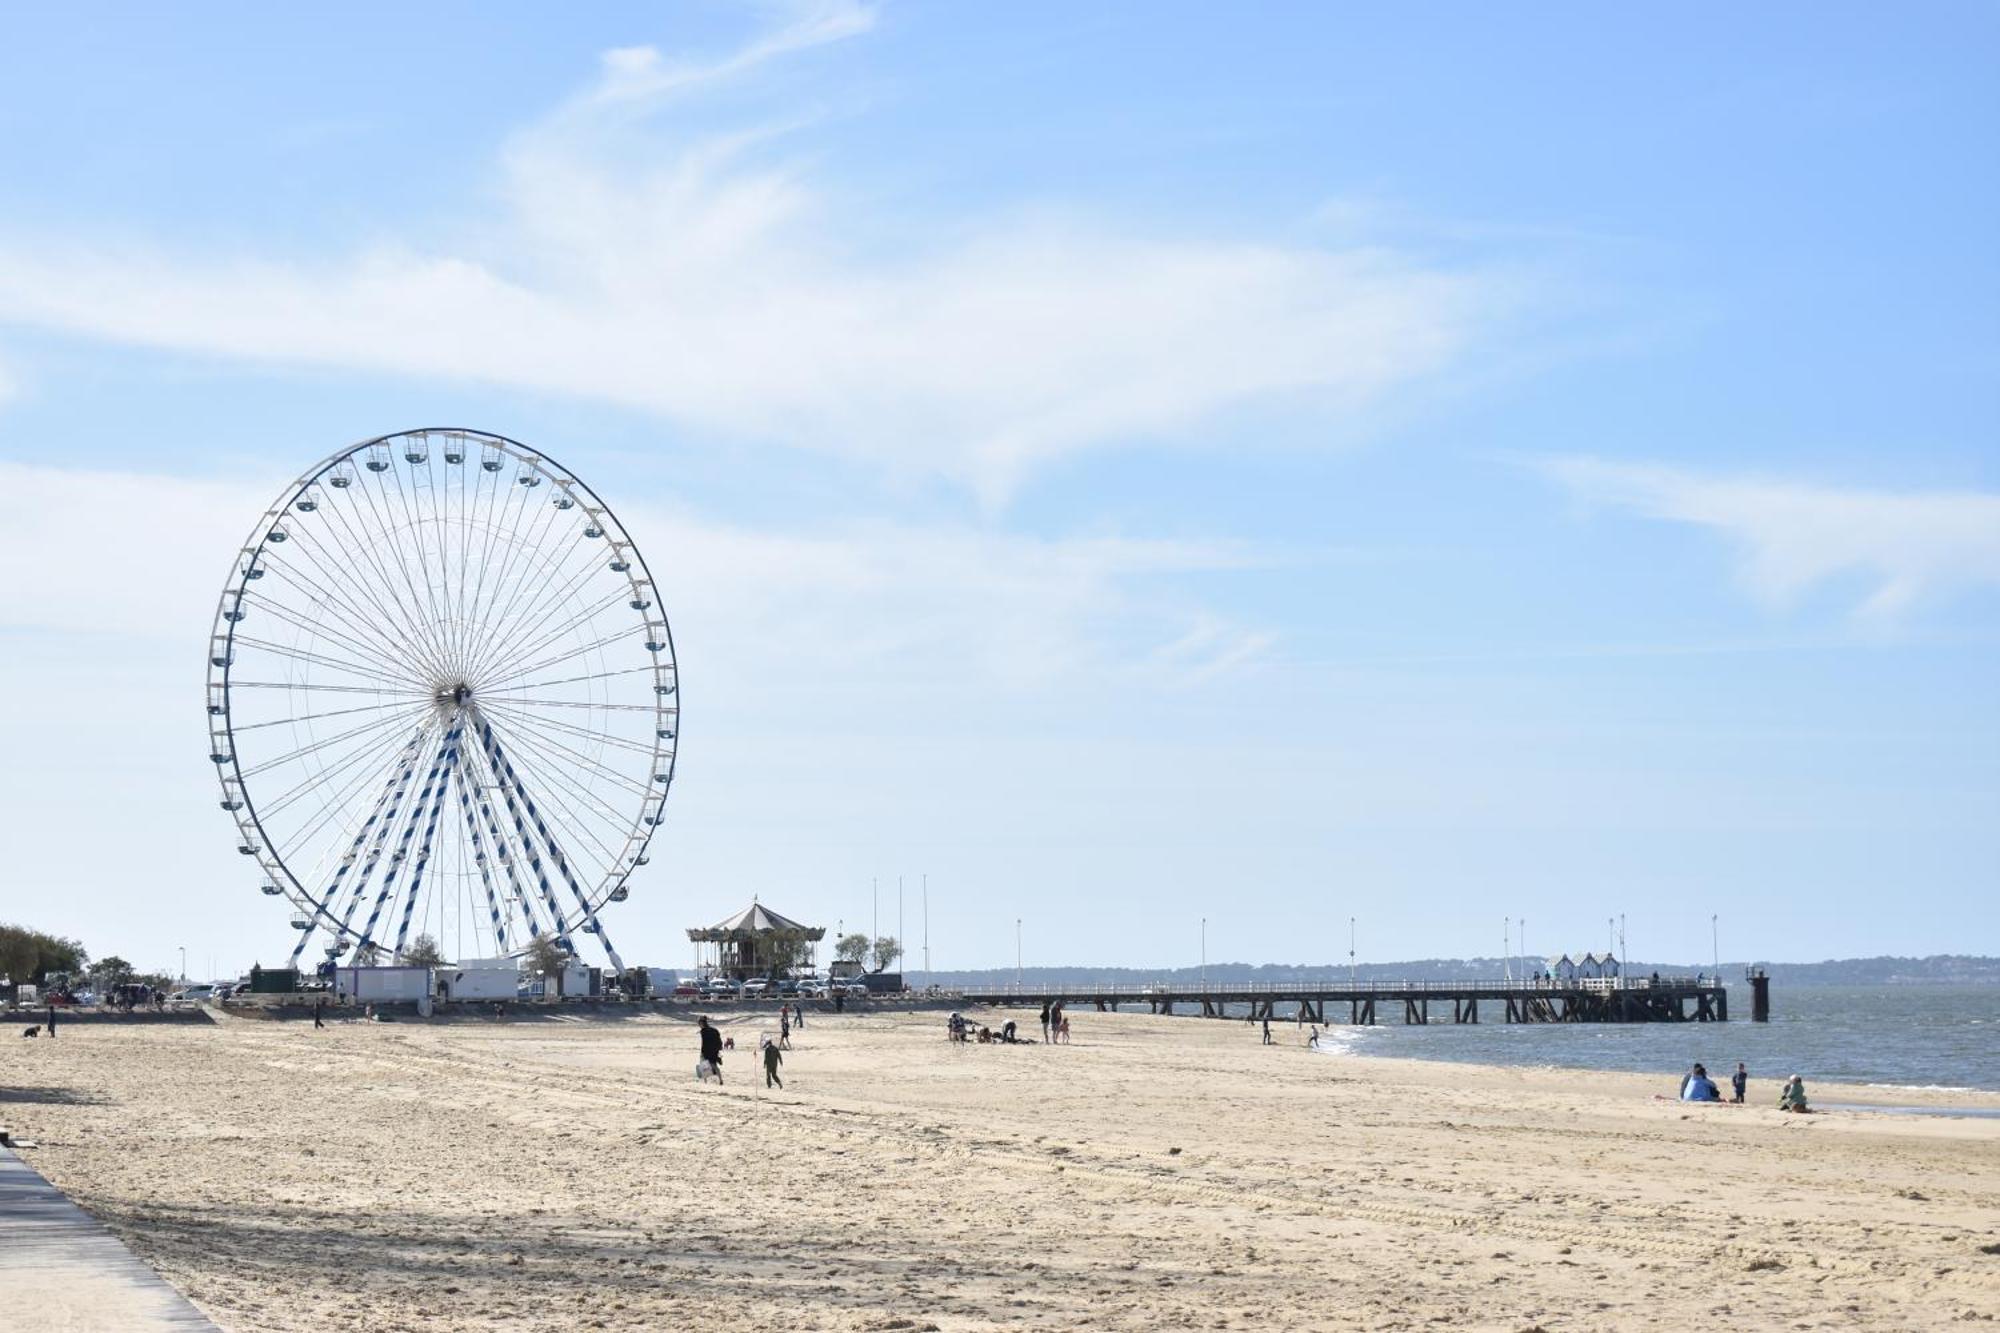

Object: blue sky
[0,2,1994,978]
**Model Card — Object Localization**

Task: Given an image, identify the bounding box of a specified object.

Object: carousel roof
[686,900,825,941]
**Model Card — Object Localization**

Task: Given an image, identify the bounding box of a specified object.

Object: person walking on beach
[762,1036,784,1089]
[780,1012,792,1050]
[1731,1062,1748,1104]
[313,998,326,1030]
[1306,1026,1320,1051]
[698,1015,724,1085]
[1261,1016,1272,1045]
[1040,1001,1052,1042]
[1051,1002,1065,1043]
[46,1002,56,1039]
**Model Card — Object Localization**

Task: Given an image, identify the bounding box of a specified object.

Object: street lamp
[1348,917,1356,989]
[1201,917,1207,994]
[1015,918,1022,989]
[178,946,186,983]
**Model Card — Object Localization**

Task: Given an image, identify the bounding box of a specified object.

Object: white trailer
[335,965,430,1003]
[435,961,520,1002]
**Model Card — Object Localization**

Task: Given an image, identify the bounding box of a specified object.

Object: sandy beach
[5,1007,1998,1331]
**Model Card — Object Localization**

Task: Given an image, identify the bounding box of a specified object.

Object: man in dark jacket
[698,1015,724,1084]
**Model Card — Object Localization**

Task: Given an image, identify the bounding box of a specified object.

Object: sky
[0,1,1994,979]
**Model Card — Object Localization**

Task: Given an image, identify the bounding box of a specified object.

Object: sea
[1304,984,2000,1099]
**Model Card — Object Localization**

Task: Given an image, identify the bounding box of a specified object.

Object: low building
[1547,954,1578,982]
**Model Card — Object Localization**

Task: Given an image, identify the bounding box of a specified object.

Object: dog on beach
[21,1025,41,1038]
[696,1059,719,1083]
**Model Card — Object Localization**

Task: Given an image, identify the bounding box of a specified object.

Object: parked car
[777,979,799,997]
[741,978,770,997]
[672,982,700,998]
[798,982,828,999]
[841,981,869,999]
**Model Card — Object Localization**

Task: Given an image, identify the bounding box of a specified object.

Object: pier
[962,976,1731,1024]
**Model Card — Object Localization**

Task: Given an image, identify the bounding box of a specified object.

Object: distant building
[686,900,826,982]
[1576,952,1604,980]
[1547,954,1578,982]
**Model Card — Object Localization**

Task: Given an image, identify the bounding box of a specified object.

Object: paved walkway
[0,1147,220,1331]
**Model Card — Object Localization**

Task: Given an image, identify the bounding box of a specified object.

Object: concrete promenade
[0,1145,219,1331]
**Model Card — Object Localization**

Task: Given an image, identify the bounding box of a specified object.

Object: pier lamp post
[1711,914,1719,975]
[178,946,186,983]
[1201,917,1206,994]
[1015,918,1022,990]
[1348,917,1355,990]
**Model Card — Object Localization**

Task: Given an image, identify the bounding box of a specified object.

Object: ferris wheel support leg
[468,746,555,951]
[358,721,462,956]
[476,717,626,973]
[291,726,430,967]
[453,766,513,955]
[393,724,464,957]
[472,716,576,955]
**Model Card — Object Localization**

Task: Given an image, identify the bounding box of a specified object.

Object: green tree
[870,936,902,973]
[525,934,568,998]
[834,932,870,965]
[88,956,134,988]
[0,924,88,989]
[400,935,446,967]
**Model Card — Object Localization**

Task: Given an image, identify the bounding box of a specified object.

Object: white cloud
[0,3,1500,502]
[0,460,1272,695]
[1540,456,2000,618]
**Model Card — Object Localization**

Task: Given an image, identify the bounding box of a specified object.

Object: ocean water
[1300,985,2000,1095]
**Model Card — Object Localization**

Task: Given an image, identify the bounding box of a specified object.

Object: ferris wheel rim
[204,427,678,965]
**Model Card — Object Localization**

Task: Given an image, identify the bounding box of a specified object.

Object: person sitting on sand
[1679,1063,1721,1101]
[1779,1074,1810,1113]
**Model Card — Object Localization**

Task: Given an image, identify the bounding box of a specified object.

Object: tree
[870,936,902,973]
[400,935,445,967]
[526,933,568,998]
[834,933,870,965]
[89,956,134,987]
[0,924,88,989]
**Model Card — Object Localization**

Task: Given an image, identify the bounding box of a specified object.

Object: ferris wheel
[205,428,677,972]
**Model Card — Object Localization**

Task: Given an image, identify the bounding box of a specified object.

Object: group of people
[1039,1001,1071,1043]
[1678,1061,1811,1112]
[696,1014,787,1089]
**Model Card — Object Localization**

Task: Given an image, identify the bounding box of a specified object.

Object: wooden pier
[960,976,1730,1024]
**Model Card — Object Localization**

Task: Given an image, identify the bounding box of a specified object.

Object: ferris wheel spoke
[334,721,438,948]
[257,709,434,821]
[293,725,430,920]
[461,494,579,684]
[474,696,658,755]
[452,759,516,953]
[228,698,431,735]
[466,541,615,685]
[229,635,429,691]
[474,627,636,701]
[236,705,432,781]
[242,579,433,687]
[350,466,459,679]
[472,577,634,691]
[230,680,430,697]
[264,714,435,850]
[456,456,518,684]
[462,474,567,675]
[293,489,458,683]
[477,703,657,803]
[380,452,455,677]
[458,464,540,678]
[274,514,455,682]
[231,599,429,684]
[475,695,665,713]
[483,662,661,696]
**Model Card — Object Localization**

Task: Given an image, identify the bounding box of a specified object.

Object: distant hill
[913,954,1999,989]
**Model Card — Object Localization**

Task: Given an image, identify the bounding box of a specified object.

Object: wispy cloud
[1539,456,2000,619]
[0,2,1503,503]
[0,459,1273,695]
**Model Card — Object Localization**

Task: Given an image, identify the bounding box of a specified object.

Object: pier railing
[959,976,1709,998]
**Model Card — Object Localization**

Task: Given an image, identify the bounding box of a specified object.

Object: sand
[4,1006,1998,1331]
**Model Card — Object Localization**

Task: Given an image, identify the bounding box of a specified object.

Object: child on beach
[763,1036,784,1089]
